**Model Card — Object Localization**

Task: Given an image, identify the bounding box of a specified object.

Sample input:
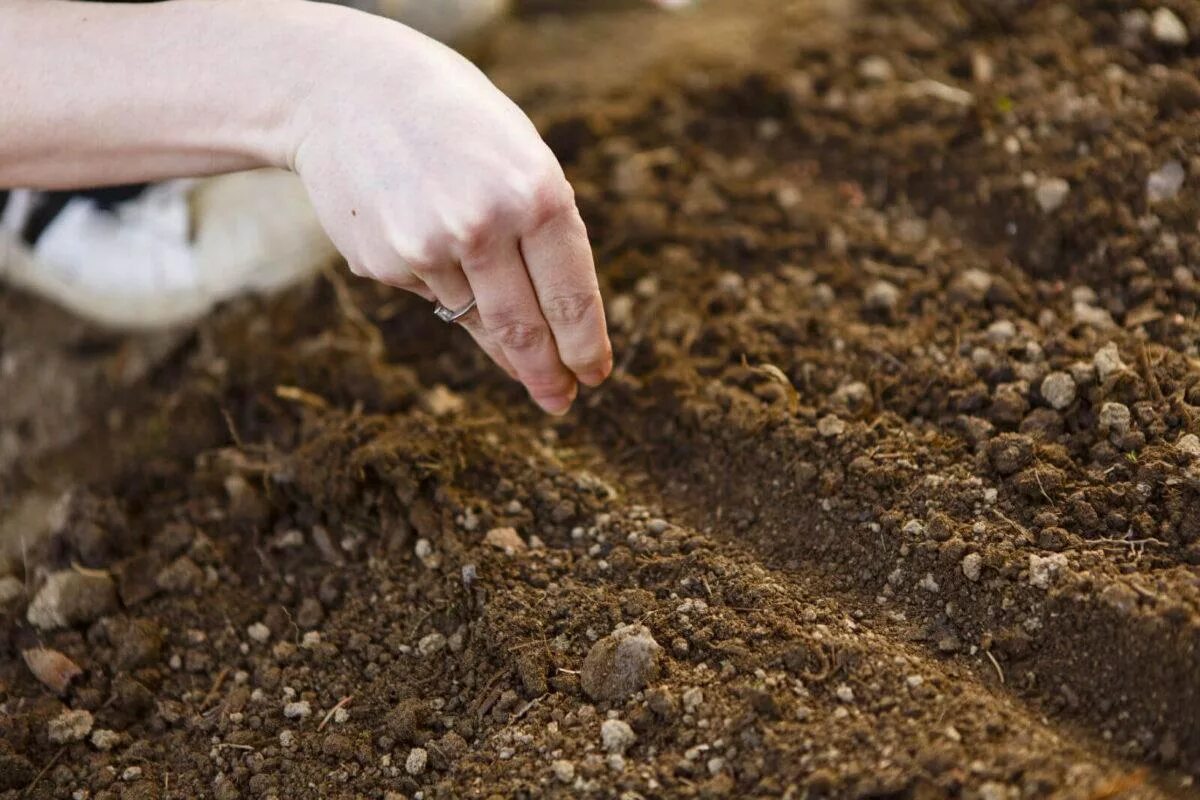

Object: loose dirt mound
[2,1,1199,798]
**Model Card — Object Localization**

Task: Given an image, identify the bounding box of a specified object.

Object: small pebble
[90,729,121,751]
[817,415,847,437]
[48,709,93,744]
[1034,177,1070,213]
[864,280,901,314]
[835,684,855,703]
[283,701,312,720]
[552,760,576,783]
[600,718,637,754]
[1151,7,1189,45]
[247,622,271,644]
[406,747,428,776]
[418,633,447,656]
[858,55,895,82]
[1147,160,1186,203]
[0,575,23,605]
[1040,371,1076,410]
[961,553,983,582]
[682,687,704,714]
[1176,433,1200,457]
[1093,343,1127,381]
[1099,402,1132,436]
[484,526,526,554]
[581,625,662,702]
[26,571,118,630]
[1029,553,1068,589]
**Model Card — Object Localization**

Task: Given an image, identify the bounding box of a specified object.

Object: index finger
[519,205,612,386]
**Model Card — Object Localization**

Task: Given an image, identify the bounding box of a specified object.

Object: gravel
[1093,343,1127,382]
[864,280,901,314]
[47,709,94,744]
[1029,553,1069,589]
[961,553,984,583]
[283,701,312,720]
[1034,177,1070,213]
[1040,371,1076,410]
[1147,160,1186,203]
[581,624,662,702]
[26,570,118,630]
[1098,402,1132,436]
[247,622,271,643]
[484,526,526,553]
[1151,7,1189,45]
[405,747,429,776]
[0,575,23,605]
[600,719,637,754]
[551,759,576,783]
[1177,433,1200,458]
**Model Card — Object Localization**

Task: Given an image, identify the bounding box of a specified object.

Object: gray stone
[27,570,118,630]
[581,624,662,702]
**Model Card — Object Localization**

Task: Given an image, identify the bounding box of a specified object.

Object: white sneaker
[0,171,337,329]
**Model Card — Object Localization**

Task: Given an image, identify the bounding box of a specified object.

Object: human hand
[286,7,611,415]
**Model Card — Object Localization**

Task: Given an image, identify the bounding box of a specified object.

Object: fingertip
[534,381,578,416]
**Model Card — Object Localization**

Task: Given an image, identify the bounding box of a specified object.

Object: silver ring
[433,297,477,324]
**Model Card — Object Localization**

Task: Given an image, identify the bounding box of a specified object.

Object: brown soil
[3,1,1200,798]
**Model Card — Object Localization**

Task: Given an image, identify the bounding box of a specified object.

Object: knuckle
[542,290,599,327]
[527,178,575,230]
[489,316,550,351]
[457,207,503,257]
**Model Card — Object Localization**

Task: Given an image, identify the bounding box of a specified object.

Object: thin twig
[22,747,65,798]
[318,695,354,732]
[984,650,1005,685]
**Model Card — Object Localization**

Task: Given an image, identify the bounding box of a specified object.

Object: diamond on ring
[433,298,477,324]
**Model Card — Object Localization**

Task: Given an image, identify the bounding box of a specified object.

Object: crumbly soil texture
[3,1,1200,798]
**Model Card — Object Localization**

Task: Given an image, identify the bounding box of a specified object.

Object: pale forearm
[0,0,329,188]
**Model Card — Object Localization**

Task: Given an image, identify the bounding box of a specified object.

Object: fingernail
[537,394,573,416]
[537,382,578,416]
[579,369,609,387]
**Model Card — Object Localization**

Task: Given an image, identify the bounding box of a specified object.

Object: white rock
[91,729,121,751]
[858,55,895,82]
[1028,553,1069,589]
[1147,160,1186,203]
[1034,177,1070,213]
[278,729,296,748]
[817,415,847,437]
[551,759,576,783]
[835,684,855,703]
[864,280,901,313]
[961,553,983,583]
[48,709,94,744]
[406,747,428,775]
[1176,433,1200,458]
[484,526,526,554]
[1040,371,1077,410]
[418,632,447,656]
[247,622,271,643]
[1093,343,1127,382]
[1151,8,1189,45]
[283,700,312,720]
[1099,402,1132,436]
[1073,302,1116,330]
[600,718,637,754]
[986,319,1017,344]
[26,570,118,630]
[0,575,22,605]
[682,687,704,714]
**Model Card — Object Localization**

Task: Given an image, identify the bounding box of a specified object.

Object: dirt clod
[580,624,662,703]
